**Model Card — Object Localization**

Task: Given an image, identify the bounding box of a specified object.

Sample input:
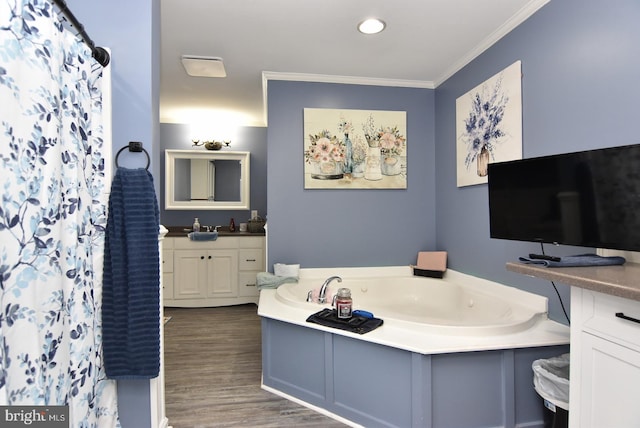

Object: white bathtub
[260,266,570,354]
[276,269,546,335]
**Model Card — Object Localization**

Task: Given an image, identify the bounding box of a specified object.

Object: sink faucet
[318,276,341,303]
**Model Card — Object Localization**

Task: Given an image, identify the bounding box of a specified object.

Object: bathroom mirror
[165,149,250,210]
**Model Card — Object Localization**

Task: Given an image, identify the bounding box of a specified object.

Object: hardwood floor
[163,304,347,428]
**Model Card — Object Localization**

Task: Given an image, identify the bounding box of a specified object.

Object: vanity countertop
[506,261,640,302]
[164,225,265,238]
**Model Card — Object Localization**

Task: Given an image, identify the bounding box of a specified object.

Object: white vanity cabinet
[163,236,264,307]
[506,260,640,428]
[570,288,640,428]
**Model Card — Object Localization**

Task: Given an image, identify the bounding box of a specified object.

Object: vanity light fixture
[181,55,227,77]
[192,139,231,150]
[357,18,386,35]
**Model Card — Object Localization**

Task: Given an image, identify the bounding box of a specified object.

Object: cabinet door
[162,249,175,301]
[173,250,207,299]
[579,332,640,427]
[207,250,238,298]
[163,272,174,301]
[162,249,174,273]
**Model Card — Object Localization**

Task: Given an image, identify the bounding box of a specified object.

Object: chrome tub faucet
[318,276,342,304]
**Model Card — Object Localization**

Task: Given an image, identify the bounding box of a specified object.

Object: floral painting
[456,60,522,187]
[304,108,407,189]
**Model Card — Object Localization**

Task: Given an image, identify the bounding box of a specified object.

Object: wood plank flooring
[163,304,347,428]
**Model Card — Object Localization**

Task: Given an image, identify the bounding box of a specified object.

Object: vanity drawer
[239,236,264,249]
[239,271,259,297]
[582,290,640,350]
[239,249,264,271]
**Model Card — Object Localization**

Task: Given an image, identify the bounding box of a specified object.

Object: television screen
[487,144,640,252]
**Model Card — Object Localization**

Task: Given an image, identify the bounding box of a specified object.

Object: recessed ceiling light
[181,55,227,77]
[358,18,386,35]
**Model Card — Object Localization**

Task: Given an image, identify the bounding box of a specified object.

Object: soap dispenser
[193,217,201,232]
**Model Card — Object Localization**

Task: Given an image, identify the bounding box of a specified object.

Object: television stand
[506,261,640,301]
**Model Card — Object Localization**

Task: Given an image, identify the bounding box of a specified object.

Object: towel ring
[115,141,150,170]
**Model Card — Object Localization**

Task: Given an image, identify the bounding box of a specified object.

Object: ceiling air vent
[181,55,226,77]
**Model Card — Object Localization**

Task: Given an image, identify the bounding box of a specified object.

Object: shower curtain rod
[51,0,110,67]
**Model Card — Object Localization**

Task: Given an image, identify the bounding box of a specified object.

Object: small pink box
[413,251,447,278]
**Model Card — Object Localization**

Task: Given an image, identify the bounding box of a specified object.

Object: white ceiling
[160,0,548,130]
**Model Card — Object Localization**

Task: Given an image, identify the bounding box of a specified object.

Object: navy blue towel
[518,253,626,268]
[103,168,160,379]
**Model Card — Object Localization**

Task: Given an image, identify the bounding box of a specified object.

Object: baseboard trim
[260,382,363,428]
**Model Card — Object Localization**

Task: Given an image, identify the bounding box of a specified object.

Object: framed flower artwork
[456,60,522,187]
[303,108,407,189]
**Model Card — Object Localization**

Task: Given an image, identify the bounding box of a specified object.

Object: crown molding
[261,72,434,125]
[434,0,550,86]
[262,71,434,89]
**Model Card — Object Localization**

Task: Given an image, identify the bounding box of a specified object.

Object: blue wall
[435,0,640,322]
[67,0,159,426]
[267,81,435,268]
[159,123,268,227]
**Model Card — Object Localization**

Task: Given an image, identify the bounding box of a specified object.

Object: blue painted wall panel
[267,81,436,269]
[431,351,505,427]
[333,335,413,427]
[262,319,327,401]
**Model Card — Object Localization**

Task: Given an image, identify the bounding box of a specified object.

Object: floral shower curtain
[0,0,119,426]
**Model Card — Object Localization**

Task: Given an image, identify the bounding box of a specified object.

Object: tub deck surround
[258,266,570,355]
[259,266,570,428]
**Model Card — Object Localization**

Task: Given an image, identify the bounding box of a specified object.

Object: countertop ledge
[164,225,265,238]
[506,261,640,302]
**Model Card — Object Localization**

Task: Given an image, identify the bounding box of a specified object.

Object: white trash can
[533,353,569,428]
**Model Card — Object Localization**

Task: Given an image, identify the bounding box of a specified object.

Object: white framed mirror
[165,150,250,210]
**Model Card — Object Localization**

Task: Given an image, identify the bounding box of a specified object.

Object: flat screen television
[487,144,640,252]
